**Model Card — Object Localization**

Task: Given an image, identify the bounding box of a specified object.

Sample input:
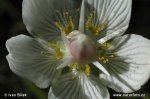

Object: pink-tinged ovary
[68,32,96,61]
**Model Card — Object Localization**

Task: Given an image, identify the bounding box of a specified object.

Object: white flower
[6,0,150,99]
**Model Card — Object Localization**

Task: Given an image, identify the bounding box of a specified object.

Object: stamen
[97,43,115,64]
[86,11,108,36]
[64,16,74,34]
[98,52,116,64]
[95,22,108,35]
[55,12,74,35]
[55,48,64,60]
[98,56,109,63]
[70,63,78,70]
[47,43,64,60]
[86,13,93,31]
[69,63,78,78]
[100,42,112,48]
[48,43,62,47]
[69,63,91,76]
[83,64,91,76]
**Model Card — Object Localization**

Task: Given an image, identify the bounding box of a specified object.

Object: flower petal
[6,35,61,88]
[48,73,109,99]
[22,0,79,41]
[99,74,123,92]
[86,0,131,36]
[101,34,150,93]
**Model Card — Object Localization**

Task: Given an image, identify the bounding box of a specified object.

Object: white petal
[86,0,131,35]
[48,73,109,99]
[99,74,123,92]
[101,34,150,93]
[22,0,79,41]
[6,35,61,88]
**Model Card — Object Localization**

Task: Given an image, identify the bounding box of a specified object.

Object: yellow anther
[69,63,79,72]
[94,22,108,35]
[107,43,112,47]
[98,56,103,60]
[97,42,115,64]
[42,43,64,60]
[98,43,112,49]
[64,16,74,34]
[86,11,108,36]
[55,11,74,35]
[69,63,91,76]
[47,43,64,60]
[86,14,92,31]
[98,56,109,64]
[69,16,74,27]
[103,60,109,64]
[70,63,78,69]
[47,43,61,47]
[55,47,64,60]
[84,65,91,76]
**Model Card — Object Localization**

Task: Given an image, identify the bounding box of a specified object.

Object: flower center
[67,30,96,62]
